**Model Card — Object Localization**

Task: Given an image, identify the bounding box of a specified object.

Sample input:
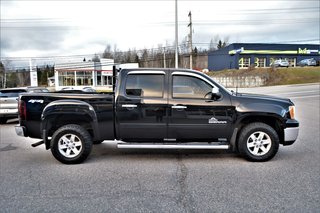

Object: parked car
[58,87,96,93]
[0,87,49,124]
[271,59,289,68]
[297,58,317,66]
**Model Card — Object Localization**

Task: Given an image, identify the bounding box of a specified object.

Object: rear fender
[40,100,99,149]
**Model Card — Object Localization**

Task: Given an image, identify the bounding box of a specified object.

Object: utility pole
[3,70,6,88]
[163,47,166,68]
[175,0,178,68]
[188,11,193,69]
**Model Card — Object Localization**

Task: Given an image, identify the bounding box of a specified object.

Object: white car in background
[0,87,49,124]
[271,59,290,68]
[297,58,317,66]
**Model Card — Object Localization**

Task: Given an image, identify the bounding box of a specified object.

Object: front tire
[238,122,279,162]
[51,124,92,164]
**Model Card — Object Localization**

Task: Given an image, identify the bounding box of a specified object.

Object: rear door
[116,71,168,140]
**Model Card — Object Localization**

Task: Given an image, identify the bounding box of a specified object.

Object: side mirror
[211,87,222,101]
[212,87,219,95]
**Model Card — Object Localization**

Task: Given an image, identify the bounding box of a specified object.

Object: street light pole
[188,11,192,69]
[175,0,178,68]
[163,47,166,68]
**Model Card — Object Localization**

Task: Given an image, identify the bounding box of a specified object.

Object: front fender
[40,100,99,149]
[234,102,287,127]
[236,102,287,117]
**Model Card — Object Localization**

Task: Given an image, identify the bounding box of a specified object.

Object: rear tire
[238,122,279,162]
[51,124,92,164]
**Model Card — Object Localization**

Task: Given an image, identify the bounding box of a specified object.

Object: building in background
[54,59,138,91]
[208,43,320,71]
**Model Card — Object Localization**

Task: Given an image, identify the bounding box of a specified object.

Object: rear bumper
[0,109,18,117]
[283,119,299,146]
[15,125,26,137]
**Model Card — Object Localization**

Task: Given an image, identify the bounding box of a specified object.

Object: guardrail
[213,76,267,88]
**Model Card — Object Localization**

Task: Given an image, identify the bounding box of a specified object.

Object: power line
[2,38,319,61]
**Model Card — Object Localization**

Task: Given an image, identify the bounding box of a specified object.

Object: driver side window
[172,75,212,99]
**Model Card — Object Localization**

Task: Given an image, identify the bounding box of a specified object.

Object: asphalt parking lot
[0,83,319,212]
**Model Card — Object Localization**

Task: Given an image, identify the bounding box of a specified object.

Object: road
[0,83,319,212]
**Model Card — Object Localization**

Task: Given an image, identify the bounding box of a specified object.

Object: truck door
[168,72,234,141]
[116,71,168,141]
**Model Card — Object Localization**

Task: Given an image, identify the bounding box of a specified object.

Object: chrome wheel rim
[247,131,272,156]
[58,134,83,158]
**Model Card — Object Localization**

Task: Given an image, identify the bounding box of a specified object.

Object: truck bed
[19,92,114,140]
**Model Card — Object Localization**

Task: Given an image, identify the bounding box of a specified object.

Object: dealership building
[208,43,320,71]
[54,59,138,91]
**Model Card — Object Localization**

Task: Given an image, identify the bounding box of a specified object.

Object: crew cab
[15,68,299,164]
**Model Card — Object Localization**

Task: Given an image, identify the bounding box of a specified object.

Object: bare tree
[92,54,101,62]
[1,59,14,88]
[0,62,4,88]
[102,44,113,59]
[210,34,230,50]
[209,38,216,51]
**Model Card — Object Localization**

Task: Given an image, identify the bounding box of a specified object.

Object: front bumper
[15,125,26,137]
[283,119,299,146]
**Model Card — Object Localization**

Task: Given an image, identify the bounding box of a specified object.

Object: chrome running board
[117,143,229,150]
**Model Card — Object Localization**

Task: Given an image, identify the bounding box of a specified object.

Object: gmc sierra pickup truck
[15,68,299,164]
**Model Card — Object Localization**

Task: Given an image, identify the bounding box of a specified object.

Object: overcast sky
[1,0,319,61]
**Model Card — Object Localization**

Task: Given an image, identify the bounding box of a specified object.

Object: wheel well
[46,114,94,138]
[235,116,284,149]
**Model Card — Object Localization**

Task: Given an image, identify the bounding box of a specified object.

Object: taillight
[19,99,27,120]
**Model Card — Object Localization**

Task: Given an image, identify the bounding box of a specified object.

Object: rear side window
[125,74,164,98]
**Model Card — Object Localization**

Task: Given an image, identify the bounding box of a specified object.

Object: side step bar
[117,143,229,150]
[31,140,44,147]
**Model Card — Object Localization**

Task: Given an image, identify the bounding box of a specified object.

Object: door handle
[122,104,137,108]
[172,105,187,109]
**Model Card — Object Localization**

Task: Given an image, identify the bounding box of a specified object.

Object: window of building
[103,76,113,86]
[125,74,164,98]
[239,57,250,68]
[76,71,93,86]
[254,57,266,68]
[97,71,113,86]
[172,75,212,99]
[58,71,75,86]
[287,58,296,67]
[97,72,102,86]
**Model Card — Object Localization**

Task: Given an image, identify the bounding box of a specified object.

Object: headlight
[289,106,295,119]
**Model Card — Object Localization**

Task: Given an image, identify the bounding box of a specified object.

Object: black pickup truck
[15,68,299,164]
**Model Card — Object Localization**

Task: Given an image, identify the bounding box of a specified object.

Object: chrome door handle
[172,105,187,109]
[122,104,137,108]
